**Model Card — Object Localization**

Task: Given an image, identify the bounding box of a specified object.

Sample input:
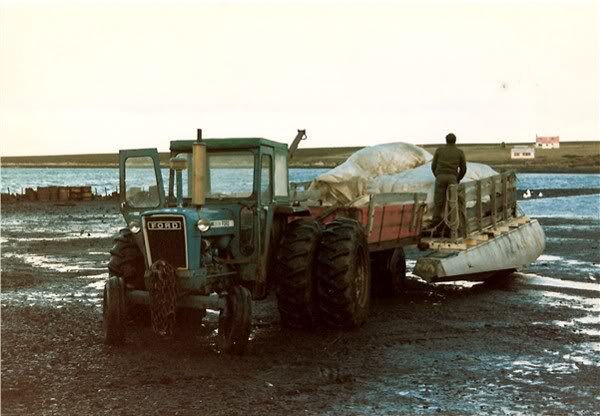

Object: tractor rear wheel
[218,285,252,355]
[275,219,323,329]
[103,276,126,345]
[317,218,371,328]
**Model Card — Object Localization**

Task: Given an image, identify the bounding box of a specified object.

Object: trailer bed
[302,193,427,250]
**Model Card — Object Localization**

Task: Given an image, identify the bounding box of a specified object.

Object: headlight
[197,218,211,232]
[128,220,141,234]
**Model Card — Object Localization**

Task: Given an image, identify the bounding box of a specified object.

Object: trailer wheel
[108,228,145,289]
[103,276,126,345]
[483,269,517,288]
[218,285,252,355]
[317,218,371,328]
[275,219,323,329]
[374,248,407,296]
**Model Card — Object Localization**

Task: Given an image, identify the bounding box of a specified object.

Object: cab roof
[170,138,288,153]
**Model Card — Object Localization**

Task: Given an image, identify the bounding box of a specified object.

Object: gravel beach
[1,199,599,415]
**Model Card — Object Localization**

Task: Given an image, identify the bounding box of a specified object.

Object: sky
[0,0,598,156]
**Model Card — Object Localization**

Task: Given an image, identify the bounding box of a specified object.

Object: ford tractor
[104,129,426,354]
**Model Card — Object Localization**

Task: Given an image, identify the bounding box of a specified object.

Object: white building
[536,135,560,149]
[511,146,535,159]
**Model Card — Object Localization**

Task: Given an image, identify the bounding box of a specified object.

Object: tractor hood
[140,207,236,271]
[141,207,235,237]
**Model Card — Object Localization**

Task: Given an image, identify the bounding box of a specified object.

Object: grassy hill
[2,141,599,173]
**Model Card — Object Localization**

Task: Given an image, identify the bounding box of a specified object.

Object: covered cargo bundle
[309,142,433,206]
[309,142,498,219]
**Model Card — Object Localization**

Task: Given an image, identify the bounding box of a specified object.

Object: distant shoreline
[2,141,599,174]
[1,164,598,174]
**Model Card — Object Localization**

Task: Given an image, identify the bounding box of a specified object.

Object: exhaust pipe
[192,139,207,207]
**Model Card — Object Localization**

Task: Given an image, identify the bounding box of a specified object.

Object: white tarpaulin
[309,143,498,215]
[309,142,433,205]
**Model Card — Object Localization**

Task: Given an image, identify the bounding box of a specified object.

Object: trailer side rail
[445,171,518,240]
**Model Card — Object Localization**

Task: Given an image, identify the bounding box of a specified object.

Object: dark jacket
[431,144,467,181]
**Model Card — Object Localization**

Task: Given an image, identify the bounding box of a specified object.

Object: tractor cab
[117,132,290,300]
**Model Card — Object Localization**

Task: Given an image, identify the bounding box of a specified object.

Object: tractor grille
[143,215,187,269]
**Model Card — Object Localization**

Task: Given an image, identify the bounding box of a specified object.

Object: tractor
[104,129,424,354]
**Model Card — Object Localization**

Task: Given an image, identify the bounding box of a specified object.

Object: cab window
[274,152,288,197]
[260,155,272,202]
[124,156,161,208]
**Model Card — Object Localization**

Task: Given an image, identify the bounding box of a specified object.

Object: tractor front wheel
[103,276,126,345]
[218,285,252,355]
[108,228,145,289]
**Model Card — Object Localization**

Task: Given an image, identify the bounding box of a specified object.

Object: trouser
[432,174,457,224]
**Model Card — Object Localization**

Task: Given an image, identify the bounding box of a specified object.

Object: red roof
[536,136,559,143]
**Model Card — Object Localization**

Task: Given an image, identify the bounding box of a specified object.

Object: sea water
[1,168,599,218]
[2,168,599,281]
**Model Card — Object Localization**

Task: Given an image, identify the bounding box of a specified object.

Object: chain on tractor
[149,260,180,337]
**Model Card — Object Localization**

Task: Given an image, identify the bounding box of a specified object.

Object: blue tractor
[104,130,320,354]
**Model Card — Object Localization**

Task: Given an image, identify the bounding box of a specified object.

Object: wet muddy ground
[1,201,599,415]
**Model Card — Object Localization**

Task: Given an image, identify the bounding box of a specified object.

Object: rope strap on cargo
[149,260,179,337]
[443,187,461,231]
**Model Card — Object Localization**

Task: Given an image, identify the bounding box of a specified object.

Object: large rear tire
[317,218,371,328]
[275,219,323,329]
[218,285,252,355]
[103,276,126,345]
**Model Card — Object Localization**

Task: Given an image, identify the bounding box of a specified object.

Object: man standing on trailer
[431,133,467,228]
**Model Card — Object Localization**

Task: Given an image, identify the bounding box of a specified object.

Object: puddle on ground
[1,289,104,307]
[1,273,107,306]
[538,254,563,262]
[3,252,105,274]
[531,251,600,281]
[539,291,600,312]
[550,323,600,337]
[3,233,116,242]
[85,276,108,290]
[509,359,580,377]
[520,273,600,292]
[434,280,483,289]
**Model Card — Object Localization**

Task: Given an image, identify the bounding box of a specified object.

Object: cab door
[254,149,274,299]
[119,149,165,223]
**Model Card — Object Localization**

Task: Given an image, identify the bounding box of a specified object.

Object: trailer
[414,171,545,282]
[292,170,545,287]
